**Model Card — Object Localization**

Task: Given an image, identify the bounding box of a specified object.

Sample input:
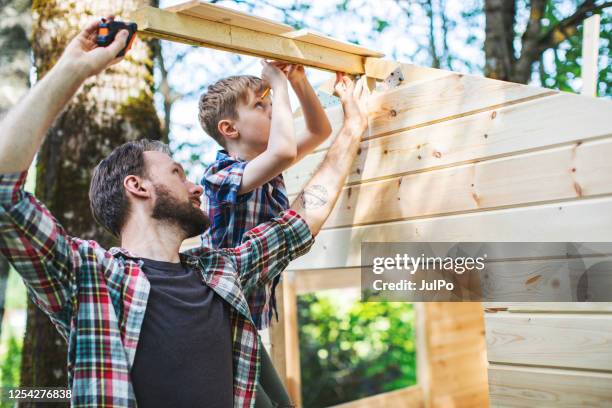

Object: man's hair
[198,75,264,147]
[89,139,171,237]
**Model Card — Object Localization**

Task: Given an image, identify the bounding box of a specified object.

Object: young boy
[198,60,334,407]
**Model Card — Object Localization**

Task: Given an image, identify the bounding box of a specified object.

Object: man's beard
[151,184,210,238]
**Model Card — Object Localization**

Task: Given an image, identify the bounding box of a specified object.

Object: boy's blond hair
[198,75,264,147]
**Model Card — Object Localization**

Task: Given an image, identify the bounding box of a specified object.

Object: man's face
[143,151,209,238]
[233,88,273,154]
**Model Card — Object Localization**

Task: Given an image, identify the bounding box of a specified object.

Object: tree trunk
[484,0,516,80]
[19,1,161,403]
[0,0,32,339]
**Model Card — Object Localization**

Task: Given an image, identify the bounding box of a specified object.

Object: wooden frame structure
[161,2,612,407]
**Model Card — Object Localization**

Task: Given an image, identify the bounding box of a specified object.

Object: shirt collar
[109,247,200,267]
[216,149,246,162]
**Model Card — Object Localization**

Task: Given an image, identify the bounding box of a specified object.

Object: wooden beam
[291,268,361,294]
[131,6,366,74]
[330,385,424,408]
[268,279,302,406]
[581,14,601,97]
[364,58,450,83]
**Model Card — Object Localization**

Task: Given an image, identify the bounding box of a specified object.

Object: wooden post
[269,273,302,407]
[581,14,600,97]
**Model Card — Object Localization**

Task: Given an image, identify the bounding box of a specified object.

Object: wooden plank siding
[275,64,612,407]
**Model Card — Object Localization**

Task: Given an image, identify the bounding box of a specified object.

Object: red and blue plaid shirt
[201,150,290,329]
[0,171,313,407]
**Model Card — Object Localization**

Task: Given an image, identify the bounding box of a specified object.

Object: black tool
[96,19,138,57]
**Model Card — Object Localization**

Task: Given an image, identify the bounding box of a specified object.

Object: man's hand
[58,17,129,80]
[333,73,369,134]
[289,73,370,236]
[0,18,130,174]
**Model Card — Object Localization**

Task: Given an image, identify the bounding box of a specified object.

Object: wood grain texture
[281,29,384,57]
[132,6,365,74]
[485,313,612,371]
[295,136,612,229]
[165,0,293,35]
[330,385,424,408]
[488,364,612,407]
[286,92,612,195]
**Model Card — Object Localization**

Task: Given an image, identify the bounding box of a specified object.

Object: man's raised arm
[0,19,128,174]
[290,73,370,236]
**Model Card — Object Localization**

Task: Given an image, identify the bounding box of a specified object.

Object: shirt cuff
[277,209,315,260]
[0,171,27,207]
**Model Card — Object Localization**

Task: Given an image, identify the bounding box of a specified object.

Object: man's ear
[218,119,239,141]
[123,175,150,200]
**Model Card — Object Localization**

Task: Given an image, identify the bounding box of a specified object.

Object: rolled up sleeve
[0,171,77,317]
[224,209,315,294]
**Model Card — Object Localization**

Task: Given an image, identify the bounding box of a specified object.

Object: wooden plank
[165,0,293,35]
[286,92,612,195]
[422,303,490,407]
[295,136,612,229]
[281,29,384,57]
[479,256,612,302]
[330,385,424,408]
[292,73,554,159]
[488,364,612,407]
[132,6,365,74]
[581,14,601,97]
[291,268,361,294]
[269,282,287,383]
[485,313,612,371]
[483,302,612,313]
[288,196,612,271]
[364,58,452,83]
[281,279,301,406]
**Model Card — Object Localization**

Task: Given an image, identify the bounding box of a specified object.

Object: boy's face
[233,87,273,155]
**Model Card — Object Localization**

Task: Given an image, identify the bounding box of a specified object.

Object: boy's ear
[218,119,239,141]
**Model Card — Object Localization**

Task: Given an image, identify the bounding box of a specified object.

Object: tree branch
[539,1,611,51]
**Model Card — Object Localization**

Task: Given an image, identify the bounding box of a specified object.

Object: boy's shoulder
[200,149,287,204]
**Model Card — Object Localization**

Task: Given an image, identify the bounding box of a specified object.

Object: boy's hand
[268,61,306,84]
[334,73,369,134]
[261,60,288,89]
[58,17,129,80]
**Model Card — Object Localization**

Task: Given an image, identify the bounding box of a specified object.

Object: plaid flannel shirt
[0,171,314,408]
[201,150,290,329]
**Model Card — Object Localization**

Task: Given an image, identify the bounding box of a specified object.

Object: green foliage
[539,4,611,96]
[298,291,416,408]
[0,329,23,391]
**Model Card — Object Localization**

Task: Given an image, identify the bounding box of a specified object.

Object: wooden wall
[277,64,612,407]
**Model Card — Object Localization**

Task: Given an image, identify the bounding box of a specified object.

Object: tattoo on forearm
[298,185,328,209]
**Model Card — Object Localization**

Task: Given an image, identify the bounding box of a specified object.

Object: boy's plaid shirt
[0,171,313,407]
[201,150,290,330]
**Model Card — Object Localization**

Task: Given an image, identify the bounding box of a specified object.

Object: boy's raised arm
[238,61,297,194]
[287,65,333,162]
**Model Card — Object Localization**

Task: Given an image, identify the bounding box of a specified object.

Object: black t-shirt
[131,258,233,407]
